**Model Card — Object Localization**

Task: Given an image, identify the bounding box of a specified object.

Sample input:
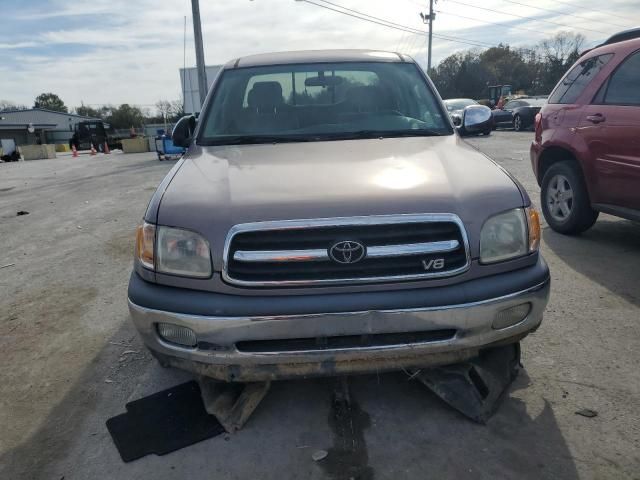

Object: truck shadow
[334,370,580,480]
[542,218,640,307]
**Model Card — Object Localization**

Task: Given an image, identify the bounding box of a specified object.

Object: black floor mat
[106,381,225,462]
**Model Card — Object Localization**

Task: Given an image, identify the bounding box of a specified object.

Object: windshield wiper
[204,129,448,146]
[207,135,317,146]
[323,129,448,140]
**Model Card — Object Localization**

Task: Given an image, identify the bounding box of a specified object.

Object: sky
[0,0,638,112]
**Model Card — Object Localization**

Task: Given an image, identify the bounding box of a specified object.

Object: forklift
[69,121,121,151]
[487,84,513,108]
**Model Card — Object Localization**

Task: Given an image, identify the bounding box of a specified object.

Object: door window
[603,50,640,105]
[548,54,613,104]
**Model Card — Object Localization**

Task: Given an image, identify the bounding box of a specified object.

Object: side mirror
[172,115,196,148]
[458,105,492,137]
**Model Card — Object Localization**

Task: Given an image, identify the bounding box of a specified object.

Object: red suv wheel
[541,161,598,234]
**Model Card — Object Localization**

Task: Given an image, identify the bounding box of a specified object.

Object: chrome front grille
[223,214,470,287]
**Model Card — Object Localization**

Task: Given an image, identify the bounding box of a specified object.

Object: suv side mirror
[458,105,492,136]
[172,115,196,148]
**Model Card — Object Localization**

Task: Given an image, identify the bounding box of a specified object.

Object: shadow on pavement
[543,218,640,307]
[347,369,579,480]
[0,320,179,480]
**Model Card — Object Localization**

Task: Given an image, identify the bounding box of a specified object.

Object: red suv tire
[541,161,599,234]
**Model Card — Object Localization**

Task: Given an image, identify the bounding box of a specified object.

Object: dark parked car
[492,97,547,131]
[128,50,549,382]
[443,98,478,115]
[443,98,492,135]
[531,28,640,234]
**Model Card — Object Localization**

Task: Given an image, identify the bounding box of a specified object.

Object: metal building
[0,108,101,146]
[179,65,222,114]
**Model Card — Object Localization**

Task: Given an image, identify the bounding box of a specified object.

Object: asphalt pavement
[1,133,639,479]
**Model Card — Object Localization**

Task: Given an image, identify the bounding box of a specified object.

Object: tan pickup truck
[128,50,549,382]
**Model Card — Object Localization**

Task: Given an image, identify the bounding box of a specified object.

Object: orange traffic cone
[103,141,110,154]
[72,145,78,158]
[90,144,97,155]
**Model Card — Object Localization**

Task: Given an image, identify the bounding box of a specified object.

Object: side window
[504,101,520,109]
[548,54,613,104]
[603,50,640,105]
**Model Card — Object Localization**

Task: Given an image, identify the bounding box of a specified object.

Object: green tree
[75,103,104,118]
[106,104,144,129]
[34,92,68,112]
[430,32,587,100]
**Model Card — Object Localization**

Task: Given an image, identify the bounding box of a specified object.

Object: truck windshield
[199,61,452,145]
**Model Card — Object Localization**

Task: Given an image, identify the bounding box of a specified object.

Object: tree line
[429,31,585,100]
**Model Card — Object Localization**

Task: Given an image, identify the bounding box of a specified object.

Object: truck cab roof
[225,49,410,69]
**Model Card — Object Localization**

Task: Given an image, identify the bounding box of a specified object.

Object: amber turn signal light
[135,222,156,270]
[526,206,541,252]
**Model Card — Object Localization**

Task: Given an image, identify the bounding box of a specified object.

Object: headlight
[135,222,212,278]
[157,226,212,277]
[480,207,540,264]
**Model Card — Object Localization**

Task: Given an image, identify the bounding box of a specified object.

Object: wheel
[513,114,523,131]
[483,128,491,136]
[541,161,598,234]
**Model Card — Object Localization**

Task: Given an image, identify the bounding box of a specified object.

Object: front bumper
[128,257,550,382]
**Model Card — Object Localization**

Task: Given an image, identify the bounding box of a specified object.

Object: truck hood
[156,135,524,261]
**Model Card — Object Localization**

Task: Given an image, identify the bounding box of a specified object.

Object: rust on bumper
[151,341,526,382]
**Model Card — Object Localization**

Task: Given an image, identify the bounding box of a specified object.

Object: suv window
[548,54,613,104]
[603,50,640,105]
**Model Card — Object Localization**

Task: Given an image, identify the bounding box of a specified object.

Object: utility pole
[191,0,208,109]
[420,0,435,73]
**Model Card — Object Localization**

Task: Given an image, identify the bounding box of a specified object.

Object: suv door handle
[586,114,606,124]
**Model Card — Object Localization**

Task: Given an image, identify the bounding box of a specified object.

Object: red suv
[531,28,640,234]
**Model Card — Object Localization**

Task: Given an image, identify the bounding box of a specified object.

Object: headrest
[247,81,284,109]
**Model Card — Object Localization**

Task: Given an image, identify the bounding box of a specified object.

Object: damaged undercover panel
[415,343,521,423]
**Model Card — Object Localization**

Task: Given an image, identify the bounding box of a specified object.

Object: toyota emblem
[329,240,366,264]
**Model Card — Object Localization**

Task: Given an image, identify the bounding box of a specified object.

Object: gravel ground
[1,134,639,479]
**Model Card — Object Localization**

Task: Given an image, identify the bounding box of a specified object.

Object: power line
[549,0,633,23]
[444,0,609,35]
[436,9,561,37]
[316,0,500,49]
[299,0,493,48]
[395,31,407,51]
[498,0,629,29]
[406,33,421,54]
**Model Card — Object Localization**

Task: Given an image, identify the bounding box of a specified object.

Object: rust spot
[162,347,480,382]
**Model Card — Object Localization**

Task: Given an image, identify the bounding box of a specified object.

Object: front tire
[541,161,598,235]
[513,114,523,131]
